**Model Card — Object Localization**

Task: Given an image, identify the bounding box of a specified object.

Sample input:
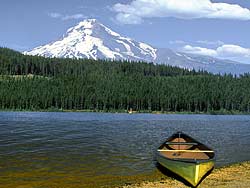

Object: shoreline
[0,109,249,115]
[1,161,249,188]
[120,161,250,188]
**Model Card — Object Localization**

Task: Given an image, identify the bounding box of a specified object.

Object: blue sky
[1,0,250,63]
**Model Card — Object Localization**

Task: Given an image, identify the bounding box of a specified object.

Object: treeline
[0,47,250,113]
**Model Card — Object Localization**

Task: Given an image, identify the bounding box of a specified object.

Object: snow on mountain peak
[66,19,97,34]
[22,19,250,75]
[76,18,97,28]
[66,18,121,38]
[24,19,156,61]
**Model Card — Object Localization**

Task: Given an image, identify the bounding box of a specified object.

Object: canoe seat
[168,138,194,150]
[160,148,210,160]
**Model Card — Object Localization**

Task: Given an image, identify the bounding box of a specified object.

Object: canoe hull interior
[157,154,214,187]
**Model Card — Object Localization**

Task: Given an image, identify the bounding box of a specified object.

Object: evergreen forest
[1,47,250,113]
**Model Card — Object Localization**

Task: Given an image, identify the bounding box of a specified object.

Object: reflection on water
[0,112,250,187]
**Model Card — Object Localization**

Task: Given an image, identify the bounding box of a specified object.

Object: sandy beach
[121,161,250,188]
[1,161,250,188]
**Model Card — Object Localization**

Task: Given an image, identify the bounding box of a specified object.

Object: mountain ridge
[24,19,157,62]
[24,18,250,75]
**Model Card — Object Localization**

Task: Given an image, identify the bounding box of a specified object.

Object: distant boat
[156,132,215,187]
[128,108,133,114]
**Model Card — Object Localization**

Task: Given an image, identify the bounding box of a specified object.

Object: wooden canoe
[156,132,215,187]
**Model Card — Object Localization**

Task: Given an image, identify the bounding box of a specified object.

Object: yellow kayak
[156,132,215,187]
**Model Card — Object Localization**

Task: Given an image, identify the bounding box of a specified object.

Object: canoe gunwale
[159,132,213,150]
[158,132,215,162]
[157,132,215,164]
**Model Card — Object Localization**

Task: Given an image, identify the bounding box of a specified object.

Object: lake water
[0,112,250,187]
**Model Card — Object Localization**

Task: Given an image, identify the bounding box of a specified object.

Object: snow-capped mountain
[24,19,250,75]
[24,19,157,62]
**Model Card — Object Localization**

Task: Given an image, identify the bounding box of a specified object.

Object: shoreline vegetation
[119,161,250,188]
[0,108,250,115]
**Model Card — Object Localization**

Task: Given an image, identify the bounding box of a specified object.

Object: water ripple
[0,112,250,177]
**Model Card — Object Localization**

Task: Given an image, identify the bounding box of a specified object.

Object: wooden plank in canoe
[158,149,214,153]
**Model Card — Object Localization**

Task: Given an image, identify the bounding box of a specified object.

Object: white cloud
[169,40,186,45]
[169,40,224,47]
[196,40,224,46]
[116,13,142,24]
[62,14,86,21]
[217,45,250,58]
[48,12,62,18]
[113,0,250,24]
[182,44,250,58]
[48,12,86,21]
[183,45,217,56]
